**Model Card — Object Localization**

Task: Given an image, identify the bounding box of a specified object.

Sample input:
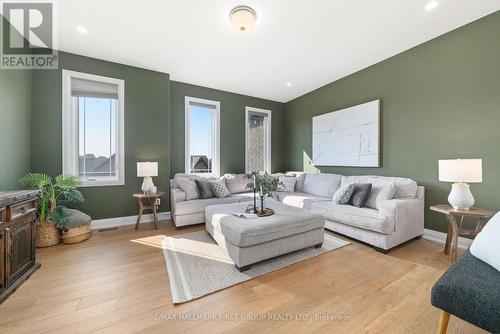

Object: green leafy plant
[20,173,84,229]
[245,171,282,196]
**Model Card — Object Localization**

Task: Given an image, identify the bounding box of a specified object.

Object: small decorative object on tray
[245,205,274,217]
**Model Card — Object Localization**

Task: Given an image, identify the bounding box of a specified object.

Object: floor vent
[98,227,119,232]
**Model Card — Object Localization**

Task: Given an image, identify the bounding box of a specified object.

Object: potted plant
[20,173,84,248]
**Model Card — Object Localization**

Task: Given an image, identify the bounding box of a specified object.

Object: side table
[430,204,494,264]
[133,192,165,230]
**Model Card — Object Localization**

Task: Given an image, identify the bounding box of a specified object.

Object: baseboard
[90,212,171,230]
[422,228,472,250]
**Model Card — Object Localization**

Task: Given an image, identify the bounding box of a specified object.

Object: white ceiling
[57,1,500,102]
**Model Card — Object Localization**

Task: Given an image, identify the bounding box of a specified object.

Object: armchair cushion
[431,250,500,333]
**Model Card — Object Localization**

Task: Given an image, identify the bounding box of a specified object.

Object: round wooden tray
[246,208,275,217]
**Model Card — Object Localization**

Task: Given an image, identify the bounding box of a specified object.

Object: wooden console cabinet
[0,190,40,304]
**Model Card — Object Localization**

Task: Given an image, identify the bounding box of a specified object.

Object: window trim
[184,96,221,177]
[62,70,125,187]
[245,107,272,173]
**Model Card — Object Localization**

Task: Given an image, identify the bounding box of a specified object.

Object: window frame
[184,96,221,177]
[62,70,125,187]
[245,106,272,173]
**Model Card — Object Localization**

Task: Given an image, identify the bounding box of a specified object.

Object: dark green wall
[31,52,170,219]
[170,81,286,176]
[284,12,500,233]
[0,16,32,190]
[0,69,32,189]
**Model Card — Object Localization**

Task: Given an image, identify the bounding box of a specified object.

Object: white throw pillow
[276,176,296,192]
[470,212,500,272]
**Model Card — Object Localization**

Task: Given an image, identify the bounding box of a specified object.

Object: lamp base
[448,182,474,210]
[141,177,156,194]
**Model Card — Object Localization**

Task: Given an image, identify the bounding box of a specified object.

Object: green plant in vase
[246,171,282,213]
[20,173,84,230]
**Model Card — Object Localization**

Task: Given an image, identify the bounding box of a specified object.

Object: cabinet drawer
[7,200,36,222]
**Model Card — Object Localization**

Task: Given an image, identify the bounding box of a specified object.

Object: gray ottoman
[205,198,325,271]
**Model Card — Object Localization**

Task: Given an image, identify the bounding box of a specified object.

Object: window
[185,97,220,176]
[245,107,271,173]
[62,70,125,186]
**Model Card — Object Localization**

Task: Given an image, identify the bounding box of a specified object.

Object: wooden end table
[430,204,494,264]
[133,192,165,230]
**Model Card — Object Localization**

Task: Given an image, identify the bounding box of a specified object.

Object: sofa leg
[437,311,450,334]
[314,243,323,249]
[374,246,390,254]
[235,264,251,272]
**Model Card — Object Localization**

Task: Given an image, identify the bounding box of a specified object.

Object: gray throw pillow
[208,180,231,198]
[195,178,214,199]
[174,174,199,200]
[332,184,354,204]
[349,183,372,208]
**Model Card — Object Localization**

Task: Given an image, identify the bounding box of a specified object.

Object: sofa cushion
[470,212,500,272]
[341,175,418,201]
[431,250,500,333]
[310,202,395,234]
[349,183,372,208]
[175,196,243,216]
[230,192,254,202]
[277,191,330,210]
[223,174,251,194]
[195,178,215,199]
[174,174,199,200]
[302,173,342,198]
[206,199,324,247]
[276,176,296,192]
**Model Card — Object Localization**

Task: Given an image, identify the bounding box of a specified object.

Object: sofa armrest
[171,187,187,203]
[378,198,424,233]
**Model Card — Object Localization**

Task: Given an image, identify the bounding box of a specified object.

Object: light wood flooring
[0,220,487,334]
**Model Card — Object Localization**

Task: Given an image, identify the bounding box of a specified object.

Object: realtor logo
[1,0,58,69]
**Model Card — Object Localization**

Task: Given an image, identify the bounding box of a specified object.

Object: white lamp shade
[439,159,482,183]
[137,162,158,177]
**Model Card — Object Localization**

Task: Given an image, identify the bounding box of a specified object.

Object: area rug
[161,231,349,304]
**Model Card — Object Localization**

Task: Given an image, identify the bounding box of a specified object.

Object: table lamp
[438,159,482,210]
[137,162,158,194]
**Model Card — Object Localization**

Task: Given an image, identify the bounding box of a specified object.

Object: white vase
[448,183,475,210]
[141,177,155,193]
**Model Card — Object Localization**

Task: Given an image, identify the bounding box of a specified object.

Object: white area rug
[162,231,349,304]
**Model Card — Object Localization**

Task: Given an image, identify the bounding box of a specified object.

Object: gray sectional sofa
[170,172,424,251]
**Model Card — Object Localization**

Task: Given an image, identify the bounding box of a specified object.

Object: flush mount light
[425,0,439,11]
[229,6,257,33]
[76,26,87,34]
[286,82,292,87]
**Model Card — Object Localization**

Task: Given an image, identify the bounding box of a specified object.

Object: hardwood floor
[0,220,487,334]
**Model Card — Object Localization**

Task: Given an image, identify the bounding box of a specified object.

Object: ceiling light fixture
[286,82,292,87]
[76,26,87,34]
[229,6,257,33]
[425,1,439,11]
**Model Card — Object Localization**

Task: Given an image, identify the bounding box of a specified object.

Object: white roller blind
[71,77,119,99]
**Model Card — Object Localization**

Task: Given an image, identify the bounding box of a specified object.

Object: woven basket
[36,221,61,248]
[62,225,91,244]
